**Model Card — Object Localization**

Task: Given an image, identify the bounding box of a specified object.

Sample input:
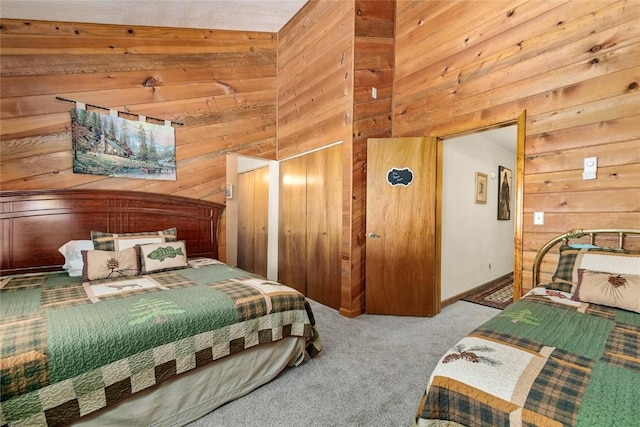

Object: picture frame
[498,166,512,220]
[475,172,488,204]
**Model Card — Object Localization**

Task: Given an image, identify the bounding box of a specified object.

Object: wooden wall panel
[277,0,394,316]
[0,19,280,261]
[277,0,354,160]
[345,0,395,316]
[394,0,640,295]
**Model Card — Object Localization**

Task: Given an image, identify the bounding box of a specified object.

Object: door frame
[434,111,526,313]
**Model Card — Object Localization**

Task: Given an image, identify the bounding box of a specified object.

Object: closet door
[278,145,342,309]
[252,167,269,277]
[237,167,269,276]
[237,171,255,272]
[278,157,307,294]
[306,145,342,309]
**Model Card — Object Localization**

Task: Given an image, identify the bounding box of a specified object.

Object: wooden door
[365,137,438,316]
[306,144,342,309]
[278,156,307,294]
[237,167,269,276]
[253,167,269,277]
[237,171,255,272]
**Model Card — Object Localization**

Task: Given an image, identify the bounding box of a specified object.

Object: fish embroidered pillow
[138,241,188,274]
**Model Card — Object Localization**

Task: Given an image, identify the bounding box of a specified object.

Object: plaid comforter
[415,288,640,426]
[0,261,321,427]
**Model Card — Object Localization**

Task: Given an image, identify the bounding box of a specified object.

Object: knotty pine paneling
[278,0,356,314]
[347,0,395,316]
[394,0,640,295]
[277,0,354,160]
[277,0,394,316]
[0,19,280,261]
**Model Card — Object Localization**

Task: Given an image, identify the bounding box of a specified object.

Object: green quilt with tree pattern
[0,262,320,426]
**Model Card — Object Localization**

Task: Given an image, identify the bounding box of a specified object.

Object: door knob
[367,232,380,239]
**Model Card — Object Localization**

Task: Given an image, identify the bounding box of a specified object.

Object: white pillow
[58,240,94,276]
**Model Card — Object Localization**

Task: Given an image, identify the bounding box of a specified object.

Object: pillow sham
[81,247,141,282]
[551,245,640,290]
[91,228,177,251]
[58,240,94,277]
[138,241,188,274]
[572,269,640,313]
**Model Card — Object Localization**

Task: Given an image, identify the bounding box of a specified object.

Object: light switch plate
[583,157,597,180]
[534,212,544,225]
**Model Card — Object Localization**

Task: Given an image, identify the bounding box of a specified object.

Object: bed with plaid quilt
[414,287,640,426]
[0,260,321,427]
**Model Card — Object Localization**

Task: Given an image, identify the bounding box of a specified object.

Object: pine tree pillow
[81,247,141,281]
[572,269,640,313]
[138,241,188,274]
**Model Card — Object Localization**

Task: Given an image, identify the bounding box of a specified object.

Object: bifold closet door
[278,144,342,309]
[305,145,342,309]
[237,167,269,276]
[278,157,307,295]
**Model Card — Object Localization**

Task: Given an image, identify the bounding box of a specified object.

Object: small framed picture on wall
[475,172,488,204]
[498,166,512,220]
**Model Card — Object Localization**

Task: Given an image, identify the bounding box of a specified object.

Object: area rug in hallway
[462,274,513,310]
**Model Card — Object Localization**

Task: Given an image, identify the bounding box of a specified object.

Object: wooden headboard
[1,189,225,276]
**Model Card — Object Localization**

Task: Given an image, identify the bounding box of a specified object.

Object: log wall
[394,0,640,294]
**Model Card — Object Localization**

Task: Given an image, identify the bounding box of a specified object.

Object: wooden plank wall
[0,19,281,261]
[278,0,394,316]
[278,0,357,313]
[277,0,354,159]
[394,0,640,294]
[347,0,395,316]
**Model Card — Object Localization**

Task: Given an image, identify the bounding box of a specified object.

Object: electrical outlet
[534,212,544,225]
[371,87,377,99]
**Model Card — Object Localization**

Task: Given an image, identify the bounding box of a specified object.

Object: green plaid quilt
[0,262,321,426]
[415,288,640,427]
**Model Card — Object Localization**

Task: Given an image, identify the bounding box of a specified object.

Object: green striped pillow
[91,228,177,251]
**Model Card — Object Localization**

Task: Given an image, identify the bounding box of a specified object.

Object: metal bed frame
[532,228,640,288]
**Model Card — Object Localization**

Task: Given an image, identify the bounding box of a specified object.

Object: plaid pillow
[91,228,177,251]
[551,245,579,284]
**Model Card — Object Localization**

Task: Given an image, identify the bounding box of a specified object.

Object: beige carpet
[188,299,499,427]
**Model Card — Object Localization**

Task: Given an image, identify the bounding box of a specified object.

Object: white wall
[440,126,516,301]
